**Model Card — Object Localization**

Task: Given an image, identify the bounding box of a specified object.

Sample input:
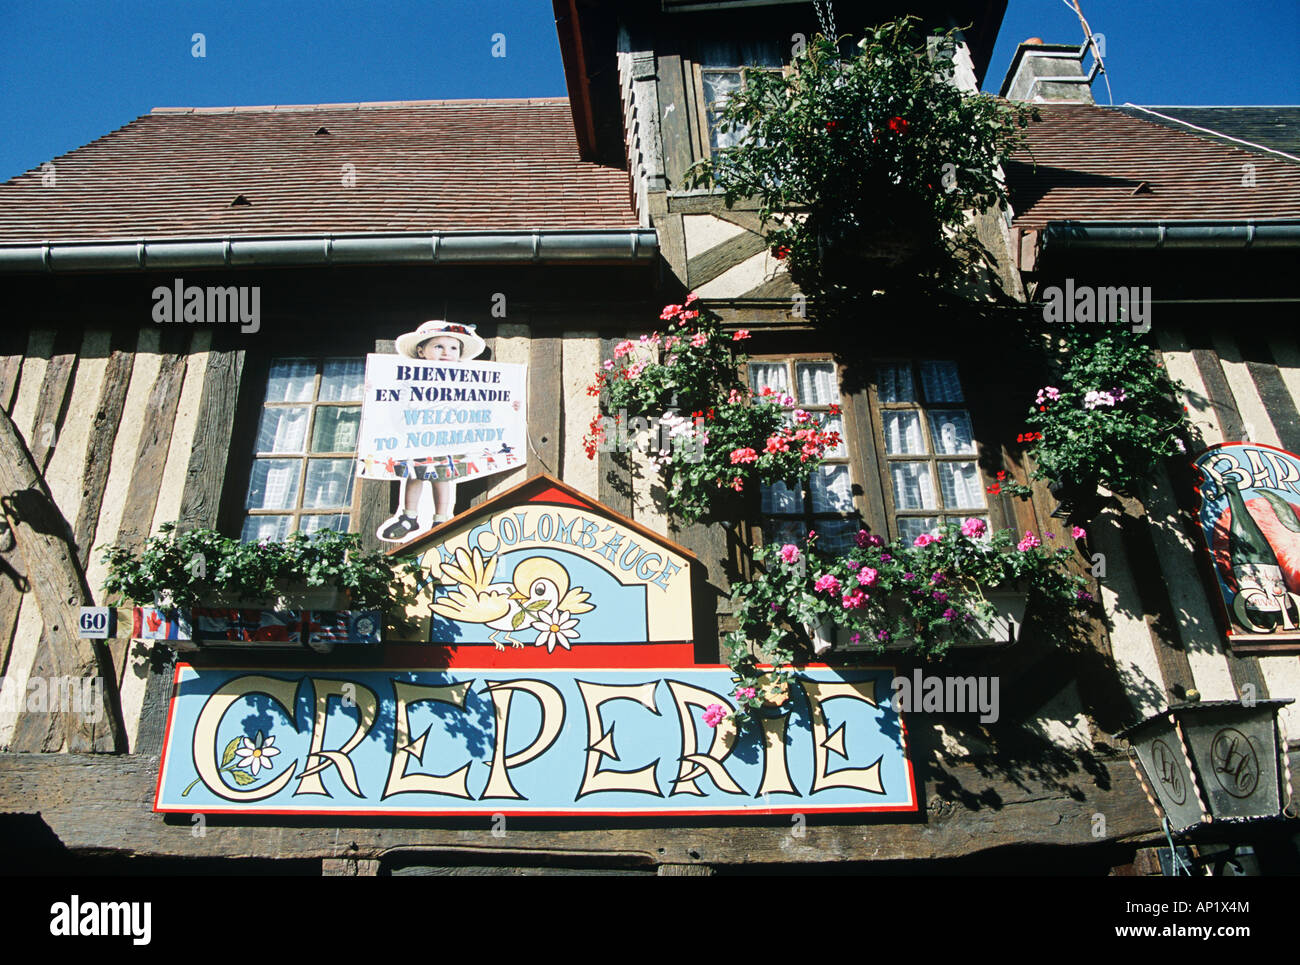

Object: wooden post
[0,405,122,752]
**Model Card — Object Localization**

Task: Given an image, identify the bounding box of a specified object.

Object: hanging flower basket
[684,18,1037,306]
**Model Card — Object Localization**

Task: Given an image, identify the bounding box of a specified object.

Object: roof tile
[0,100,637,243]
[1005,104,1300,228]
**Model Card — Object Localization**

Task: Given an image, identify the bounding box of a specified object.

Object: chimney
[998,39,1098,104]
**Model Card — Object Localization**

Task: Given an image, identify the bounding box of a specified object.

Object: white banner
[355,354,527,482]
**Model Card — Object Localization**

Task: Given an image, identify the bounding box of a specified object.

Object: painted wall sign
[1193,442,1300,642]
[395,476,695,652]
[356,353,527,483]
[155,664,916,816]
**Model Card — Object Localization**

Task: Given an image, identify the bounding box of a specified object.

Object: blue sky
[2,0,1297,182]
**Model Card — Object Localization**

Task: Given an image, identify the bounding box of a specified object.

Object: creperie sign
[155,666,916,815]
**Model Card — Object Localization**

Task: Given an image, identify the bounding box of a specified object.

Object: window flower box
[724,521,1088,727]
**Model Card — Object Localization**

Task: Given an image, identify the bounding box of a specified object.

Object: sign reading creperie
[155,665,916,815]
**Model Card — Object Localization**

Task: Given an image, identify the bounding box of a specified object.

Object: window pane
[890,461,937,510]
[302,458,355,509]
[246,459,301,510]
[937,461,986,509]
[311,405,361,453]
[265,360,316,403]
[811,464,853,513]
[920,360,964,402]
[928,409,976,455]
[761,479,801,514]
[701,70,742,104]
[764,519,806,548]
[749,362,788,396]
[241,515,292,543]
[883,410,925,454]
[816,519,856,553]
[897,516,941,543]
[300,513,350,535]
[256,406,309,453]
[796,362,838,405]
[320,360,364,402]
[877,363,915,402]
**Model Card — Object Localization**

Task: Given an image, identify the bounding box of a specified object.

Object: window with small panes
[240,358,364,542]
[747,357,858,553]
[870,359,989,543]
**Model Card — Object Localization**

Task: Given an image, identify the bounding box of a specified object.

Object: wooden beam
[113,336,189,552]
[178,342,244,533]
[686,231,767,289]
[71,330,136,569]
[0,408,122,752]
[0,749,1162,864]
[528,336,563,476]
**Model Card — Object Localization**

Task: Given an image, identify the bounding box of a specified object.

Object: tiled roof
[1114,105,1300,160]
[0,99,638,243]
[1004,103,1300,229]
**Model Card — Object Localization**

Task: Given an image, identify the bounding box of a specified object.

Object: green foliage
[1023,327,1190,498]
[99,523,425,613]
[725,520,1089,726]
[685,18,1037,301]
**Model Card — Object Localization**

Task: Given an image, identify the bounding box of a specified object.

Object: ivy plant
[99,523,425,613]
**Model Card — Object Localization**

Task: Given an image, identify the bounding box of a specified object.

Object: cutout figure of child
[376,320,487,543]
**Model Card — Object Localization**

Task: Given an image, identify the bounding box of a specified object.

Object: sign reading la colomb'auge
[154,476,918,816]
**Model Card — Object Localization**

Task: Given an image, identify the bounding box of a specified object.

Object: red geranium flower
[774,245,791,260]
[888,116,909,133]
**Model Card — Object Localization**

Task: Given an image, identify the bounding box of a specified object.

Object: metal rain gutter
[1040,220,1300,251]
[0,229,659,273]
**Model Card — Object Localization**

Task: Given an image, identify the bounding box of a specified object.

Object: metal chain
[813,0,837,39]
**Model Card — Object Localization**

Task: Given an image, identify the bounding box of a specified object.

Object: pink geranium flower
[703,704,727,728]
[1017,531,1041,551]
[961,517,987,538]
[729,447,758,465]
[1072,525,1087,539]
[813,573,842,595]
[733,329,751,341]
[779,543,801,565]
[857,566,878,587]
[842,589,868,609]
[735,686,756,700]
